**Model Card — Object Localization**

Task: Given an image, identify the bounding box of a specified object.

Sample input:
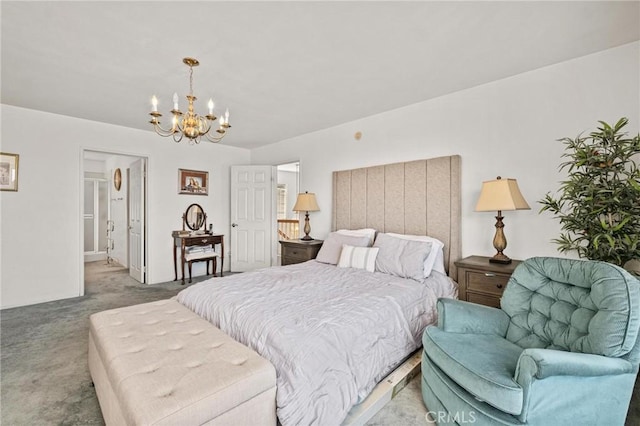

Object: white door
[230,165,274,272]
[129,158,145,282]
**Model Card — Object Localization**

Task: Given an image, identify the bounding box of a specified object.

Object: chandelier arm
[151,121,177,137]
[176,113,185,133]
[203,131,225,143]
[172,132,183,143]
[197,116,212,136]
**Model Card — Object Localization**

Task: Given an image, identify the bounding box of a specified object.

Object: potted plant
[539,118,640,267]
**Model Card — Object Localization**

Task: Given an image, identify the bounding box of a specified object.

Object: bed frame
[334,155,462,425]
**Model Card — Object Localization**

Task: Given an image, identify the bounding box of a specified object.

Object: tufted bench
[88,299,277,426]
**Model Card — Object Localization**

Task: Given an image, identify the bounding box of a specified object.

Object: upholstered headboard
[331,155,461,280]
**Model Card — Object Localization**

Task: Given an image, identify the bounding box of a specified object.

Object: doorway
[275,161,300,265]
[81,150,148,296]
[83,175,109,263]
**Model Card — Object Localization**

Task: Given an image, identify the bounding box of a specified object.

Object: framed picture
[178,168,208,195]
[0,152,19,192]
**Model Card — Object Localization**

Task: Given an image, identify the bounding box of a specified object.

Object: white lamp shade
[475,177,530,212]
[293,192,320,212]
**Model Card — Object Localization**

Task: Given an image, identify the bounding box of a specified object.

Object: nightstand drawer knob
[485,273,496,277]
[497,284,503,289]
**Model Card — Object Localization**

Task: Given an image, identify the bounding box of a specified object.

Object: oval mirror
[184,203,206,231]
[113,168,122,191]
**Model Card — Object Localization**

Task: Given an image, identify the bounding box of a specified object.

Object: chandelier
[149,57,231,144]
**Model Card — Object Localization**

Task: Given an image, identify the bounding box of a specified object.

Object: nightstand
[455,255,523,308]
[279,239,323,265]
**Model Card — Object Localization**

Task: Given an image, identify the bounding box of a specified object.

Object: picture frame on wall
[0,152,19,192]
[178,168,208,195]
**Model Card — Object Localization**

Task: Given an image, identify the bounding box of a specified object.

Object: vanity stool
[185,250,220,283]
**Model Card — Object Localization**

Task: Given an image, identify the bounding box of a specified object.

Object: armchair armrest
[437,298,509,336]
[515,348,635,381]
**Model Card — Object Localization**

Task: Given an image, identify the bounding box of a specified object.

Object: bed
[177,155,462,425]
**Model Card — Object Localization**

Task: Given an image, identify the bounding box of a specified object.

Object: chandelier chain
[189,65,194,96]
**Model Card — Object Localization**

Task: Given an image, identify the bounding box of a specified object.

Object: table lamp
[475,176,530,264]
[293,191,320,241]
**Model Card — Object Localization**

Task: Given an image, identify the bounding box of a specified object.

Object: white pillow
[386,233,446,277]
[316,232,371,265]
[336,228,377,246]
[373,233,432,281]
[337,244,379,273]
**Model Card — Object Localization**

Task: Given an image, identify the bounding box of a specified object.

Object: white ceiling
[2,1,639,149]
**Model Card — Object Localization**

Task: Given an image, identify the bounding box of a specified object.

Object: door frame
[79,148,149,296]
[274,160,300,266]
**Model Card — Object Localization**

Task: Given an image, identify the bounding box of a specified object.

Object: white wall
[251,42,640,262]
[84,160,105,174]
[0,106,250,309]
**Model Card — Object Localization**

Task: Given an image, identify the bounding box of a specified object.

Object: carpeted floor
[2,262,639,425]
[0,261,429,425]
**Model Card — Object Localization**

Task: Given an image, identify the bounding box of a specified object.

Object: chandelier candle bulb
[208,99,214,115]
[173,93,179,111]
[151,96,158,112]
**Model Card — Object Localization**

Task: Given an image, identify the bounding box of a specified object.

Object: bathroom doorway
[81,150,148,296]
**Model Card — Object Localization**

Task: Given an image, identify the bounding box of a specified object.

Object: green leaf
[539,118,640,263]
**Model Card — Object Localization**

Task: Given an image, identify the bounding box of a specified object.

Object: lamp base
[300,212,313,241]
[489,253,512,264]
[489,212,511,264]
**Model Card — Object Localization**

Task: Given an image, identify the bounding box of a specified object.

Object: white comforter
[176,260,457,425]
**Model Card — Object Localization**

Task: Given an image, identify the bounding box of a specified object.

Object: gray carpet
[2,262,639,425]
[0,262,428,425]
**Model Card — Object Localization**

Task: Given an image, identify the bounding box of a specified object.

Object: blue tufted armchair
[421,257,640,425]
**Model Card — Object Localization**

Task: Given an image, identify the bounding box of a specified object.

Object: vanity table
[172,204,224,284]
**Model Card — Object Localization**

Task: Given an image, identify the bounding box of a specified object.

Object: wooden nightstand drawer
[467,271,510,296]
[282,245,309,260]
[455,256,522,308]
[467,292,502,308]
[279,239,323,266]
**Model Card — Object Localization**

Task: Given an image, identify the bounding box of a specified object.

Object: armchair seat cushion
[423,326,524,415]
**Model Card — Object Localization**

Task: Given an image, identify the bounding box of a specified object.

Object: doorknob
[231,223,238,227]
